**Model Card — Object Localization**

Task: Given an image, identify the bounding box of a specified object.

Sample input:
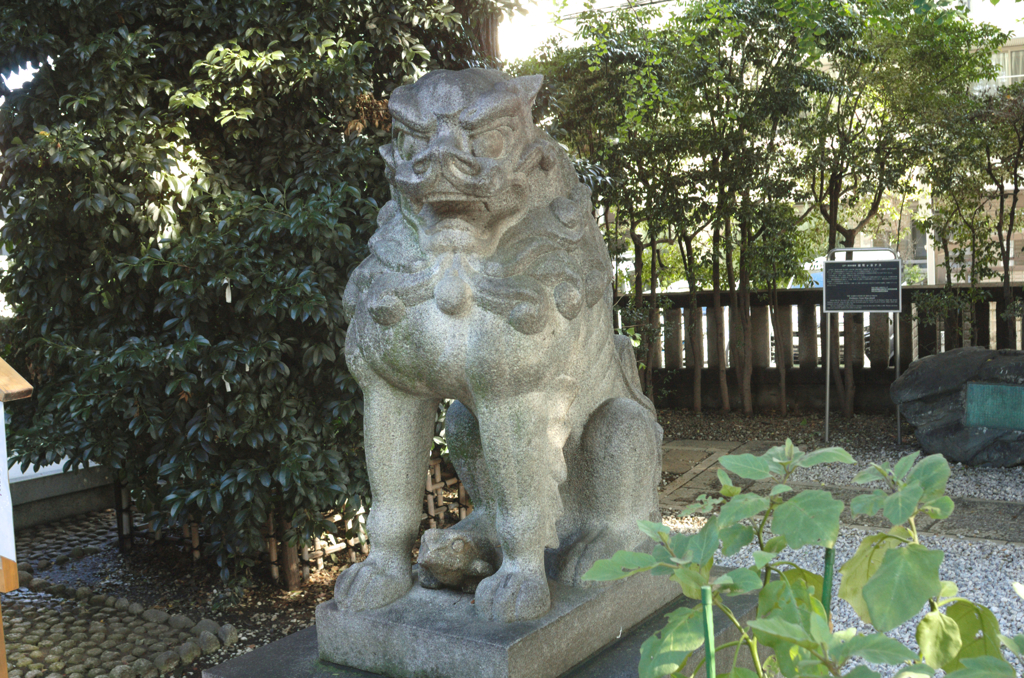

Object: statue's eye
[450,538,465,553]
[471,129,505,158]
[397,130,427,160]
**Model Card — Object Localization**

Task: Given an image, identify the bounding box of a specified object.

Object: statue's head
[381,69,566,257]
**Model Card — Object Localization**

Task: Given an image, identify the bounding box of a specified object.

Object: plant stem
[701,586,716,678]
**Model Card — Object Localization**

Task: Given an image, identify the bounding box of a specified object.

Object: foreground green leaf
[719,493,769,528]
[839,529,907,624]
[834,633,917,664]
[917,611,962,669]
[905,454,952,502]
[796,446,854,467]
[943,656,1016,678]
[719,453,775,480]
[719,524,755,556]
[772,490,843,548]
[883,481,924,526]
[581,551,656,581]
[862,544,943,632]
[943,601,1002,672]
[851,489,887,516]
[638,606,704,678]
[715,567,763,594]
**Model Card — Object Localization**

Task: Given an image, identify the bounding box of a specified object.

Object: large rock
[891,347,1024,466]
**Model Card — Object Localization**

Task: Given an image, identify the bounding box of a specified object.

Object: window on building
[993,49,1024,87]
[974,48,1024,93]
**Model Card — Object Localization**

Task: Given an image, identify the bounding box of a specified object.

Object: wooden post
[280,520,302,591]
[974,299,991,348]
[996,298,1010,350]
[899,312,913,371]
[869,313,890,371]
[267,514,279,582]
[651,309,664,370]
[707,310,720,368]
[0,358,34,678]
[685,307,705,368]
[945,309,963,351]
[846,312,865,369]
[775,305,793,368]
[750,306,770,369]
[798,303,818,370]
[664,308,683,369]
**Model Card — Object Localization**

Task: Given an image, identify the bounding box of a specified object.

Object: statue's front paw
[334,555,412,611]
[474,564,550,622]
[557,524,641,587]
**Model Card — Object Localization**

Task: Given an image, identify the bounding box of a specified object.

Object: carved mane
[343,70,612,336]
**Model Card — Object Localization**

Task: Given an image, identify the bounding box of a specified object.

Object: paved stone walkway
[3,512,238,678]
[660,439,1024,544]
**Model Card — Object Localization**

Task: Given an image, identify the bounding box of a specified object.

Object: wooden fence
[114,450,472,590]
[622,283,1024,412]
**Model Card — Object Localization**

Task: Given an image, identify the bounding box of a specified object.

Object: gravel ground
[661,514,1024,678]
[659,410,1024,502]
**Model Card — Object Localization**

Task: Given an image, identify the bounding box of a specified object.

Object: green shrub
[0,0,515,581]
[586,441,1024,677]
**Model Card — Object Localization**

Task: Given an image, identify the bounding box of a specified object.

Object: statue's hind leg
[556,397,662,586]
[417,401,501,589]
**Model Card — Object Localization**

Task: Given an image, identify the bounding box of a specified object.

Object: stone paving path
[3,512,239,678]
[659,439,1024,544]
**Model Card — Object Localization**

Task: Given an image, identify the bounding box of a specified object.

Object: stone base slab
[315,569,680,678]
[203,573,761,678]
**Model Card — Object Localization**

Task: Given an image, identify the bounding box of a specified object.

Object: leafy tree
[919,103,1002,347]
[975,81,1024,348]
[523,3,684,401]
[0,0,518,585]
[794,0,1002,416]
[665,0,830,416]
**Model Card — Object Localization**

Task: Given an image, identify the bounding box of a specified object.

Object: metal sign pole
[825,314,831,444]
[895,311,902,446]
[822,248,901,444]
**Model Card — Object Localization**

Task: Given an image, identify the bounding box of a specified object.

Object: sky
[498,0,1024,63]
[2,3,1023,84]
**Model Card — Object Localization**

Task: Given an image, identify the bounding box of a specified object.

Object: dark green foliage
[0,0,515,581]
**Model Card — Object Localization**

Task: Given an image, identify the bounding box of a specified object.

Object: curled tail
[613,333,656,415]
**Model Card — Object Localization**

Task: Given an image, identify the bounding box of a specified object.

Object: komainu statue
[337,68,663,623]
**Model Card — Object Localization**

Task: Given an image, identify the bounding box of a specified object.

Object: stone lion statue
[336,68,663,623]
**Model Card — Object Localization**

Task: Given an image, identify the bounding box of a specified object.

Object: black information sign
[823,260,902,313]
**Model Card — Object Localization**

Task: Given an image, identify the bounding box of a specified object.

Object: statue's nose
[412,130,481,179]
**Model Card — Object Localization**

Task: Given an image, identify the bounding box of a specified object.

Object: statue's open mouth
[421,193,491,216]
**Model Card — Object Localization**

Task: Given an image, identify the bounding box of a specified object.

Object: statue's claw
[557,523,641,587]
[474,564,550,623]
[334,555,412,611]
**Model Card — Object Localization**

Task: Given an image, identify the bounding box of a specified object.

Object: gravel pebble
[663,516,1024,677]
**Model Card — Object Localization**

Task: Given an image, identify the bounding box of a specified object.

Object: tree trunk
[681,236,702,414]
[737,215,753,416]
[646,237,660,403]
[712,223,730,413]
[454,1,500,60]
[769,285,787,414]
[280,519,302,591]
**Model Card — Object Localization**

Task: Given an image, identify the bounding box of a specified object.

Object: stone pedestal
[316,570,679,678]
[203,570,761,678]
